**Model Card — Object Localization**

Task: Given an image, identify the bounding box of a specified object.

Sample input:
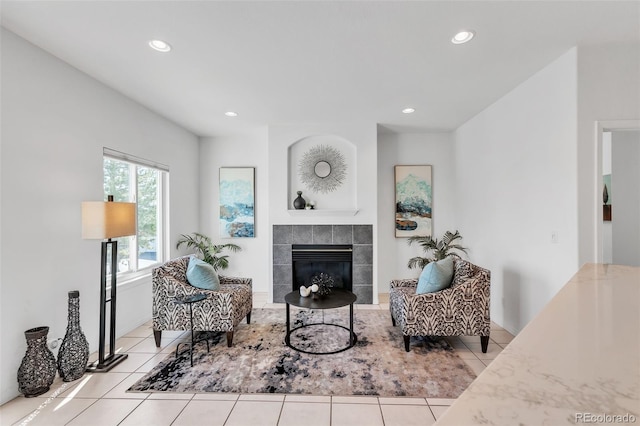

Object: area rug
[128,308,476,398]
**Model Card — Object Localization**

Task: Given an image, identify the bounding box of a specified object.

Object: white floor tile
[490,329,515,344]
[124,324,153,338]
[263,303,286,309]
[463,358,487,376]
[108,353,155,373]
[102,373,149,399]
[378,397,427,405]
[239,393,285,402]
[430,405,450,420]
[172,400,236,426]
[355,304,382,310]
[381,404,436,426]
[454,348,480,360]
[284,395,331,403]
[279,402,331,426]
[14,397,96,425]
[128,337,176,353]
[331,403,384,426]
[458,335,482,345]
[136,353,172,373]
[58,373,130,399]
[118,399,189,426]
[146,392,194,400]
[466,342,503,360]
[490,321,505,331]
[114,337,146,353]
[331,396,379,404]
[192,393,239,401]
[0,396,46,426]
[224,401,283,426]
[66,399,142,426]
[426,398,456,406]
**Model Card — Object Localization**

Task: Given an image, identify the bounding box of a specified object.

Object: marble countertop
[436,263,640,425]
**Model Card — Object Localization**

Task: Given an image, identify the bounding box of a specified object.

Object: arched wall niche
[287,134,357,211]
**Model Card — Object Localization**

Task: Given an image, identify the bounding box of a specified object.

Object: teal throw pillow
[186,257,220,291]
[416,257,454,294]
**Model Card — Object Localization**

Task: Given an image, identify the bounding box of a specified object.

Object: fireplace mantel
[287,209,359,216]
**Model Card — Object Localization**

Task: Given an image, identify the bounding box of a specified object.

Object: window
[103,149,169,276]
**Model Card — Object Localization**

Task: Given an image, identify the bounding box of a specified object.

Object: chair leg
[391,313,396,327]
[246,312,251,324]
[403,335,410,352]
[226,331,233,347]
[153,330,162,347]
[480,335,489,353]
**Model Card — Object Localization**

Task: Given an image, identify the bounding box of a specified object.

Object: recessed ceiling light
[402,108,415,114]
[148,40,171,52]
[225,111,238,117]
[451,30,475,44]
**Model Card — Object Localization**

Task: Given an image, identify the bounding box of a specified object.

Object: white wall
[198,129,270,291]
[454,48,579,334]
[611,130,640,266]
[0,30,200,404]
[376,132,457,292]
[577,44,640,265]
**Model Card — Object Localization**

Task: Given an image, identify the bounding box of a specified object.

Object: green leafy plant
[176,232,241,271]
[407,230,468,270]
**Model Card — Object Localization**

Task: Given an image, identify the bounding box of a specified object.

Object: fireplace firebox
[291,244,353,292]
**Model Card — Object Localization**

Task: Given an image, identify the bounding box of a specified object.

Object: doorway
[597,121,640,266]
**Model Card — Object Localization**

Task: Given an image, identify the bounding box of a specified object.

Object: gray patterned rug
[128,308,476,397]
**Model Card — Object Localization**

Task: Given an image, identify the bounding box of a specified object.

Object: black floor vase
[57,290,90,382]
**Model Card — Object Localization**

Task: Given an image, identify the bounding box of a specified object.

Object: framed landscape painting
[395,165,432,238]
[219,167,255,238]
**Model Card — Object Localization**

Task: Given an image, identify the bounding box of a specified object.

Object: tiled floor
[1,295,514,426]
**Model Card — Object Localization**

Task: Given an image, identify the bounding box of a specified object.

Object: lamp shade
[81,201,136,240]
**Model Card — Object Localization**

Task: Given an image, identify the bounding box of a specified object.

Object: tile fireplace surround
[273,225,373,304]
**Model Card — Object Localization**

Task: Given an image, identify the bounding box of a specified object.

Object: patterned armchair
[389,258,490,352]
[152,256,252,347]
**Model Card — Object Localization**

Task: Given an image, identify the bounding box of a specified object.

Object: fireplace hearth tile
[353,265,373,285]
[333,225,353,244]
[312,225,332,244]
[273,244,292,265]
[292,225,313,244]
[273,265,292,285]
[272,284,290,304]
[352,285,373,304]
[354,225,373,244]
[353,245,373,265]
[273,225,292,244]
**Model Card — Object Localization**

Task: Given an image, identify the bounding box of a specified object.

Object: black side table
[174,293,210,366]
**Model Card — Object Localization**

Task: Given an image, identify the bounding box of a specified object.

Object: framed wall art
[395,165,432,238]
[219,167,255,238]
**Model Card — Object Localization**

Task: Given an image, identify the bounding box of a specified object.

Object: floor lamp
[82,195,136,372]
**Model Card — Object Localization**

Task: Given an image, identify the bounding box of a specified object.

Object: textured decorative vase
[57,290,90,382]
[17,326,57,397]
[293,191,306,210]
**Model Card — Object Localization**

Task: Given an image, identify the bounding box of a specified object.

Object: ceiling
[2,1,639,137]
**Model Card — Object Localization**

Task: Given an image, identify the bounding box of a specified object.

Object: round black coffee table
[284,288,357,355]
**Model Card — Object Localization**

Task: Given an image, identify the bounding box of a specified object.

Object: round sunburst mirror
[298,145,347,194]
[314,161,331,178]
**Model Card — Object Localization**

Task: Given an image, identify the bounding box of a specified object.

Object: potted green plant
[407,230,468,270]
[176,232,241,271]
